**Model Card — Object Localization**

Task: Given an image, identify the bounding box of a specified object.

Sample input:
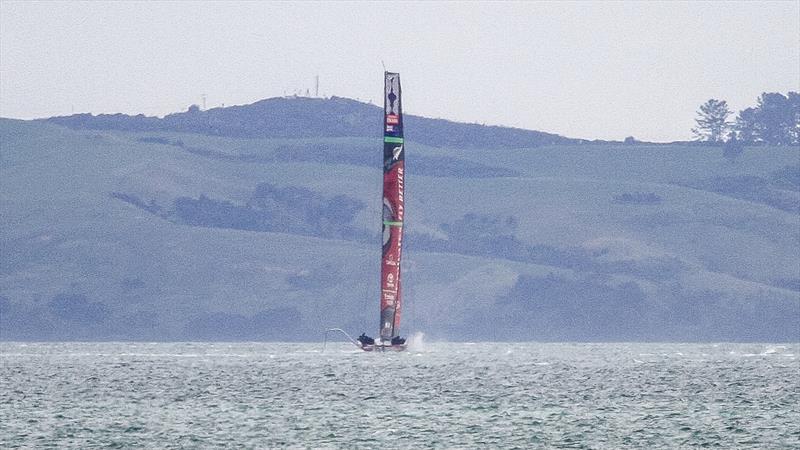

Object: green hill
[1,102,798,341]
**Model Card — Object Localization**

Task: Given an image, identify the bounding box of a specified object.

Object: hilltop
[45,96,582,148]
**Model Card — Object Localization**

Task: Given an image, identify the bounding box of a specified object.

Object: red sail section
[380,72,405,340]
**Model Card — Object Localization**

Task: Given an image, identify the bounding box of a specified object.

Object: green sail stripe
[383,221,403,226]
[384,136,404,143]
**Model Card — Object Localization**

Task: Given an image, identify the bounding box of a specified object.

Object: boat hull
[359,343,407,352]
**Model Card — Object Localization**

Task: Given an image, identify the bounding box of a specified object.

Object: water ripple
[1,342,798,448]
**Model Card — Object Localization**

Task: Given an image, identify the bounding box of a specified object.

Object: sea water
[1,342,798,448]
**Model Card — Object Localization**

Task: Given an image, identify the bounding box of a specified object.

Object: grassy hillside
[1,116,798,341]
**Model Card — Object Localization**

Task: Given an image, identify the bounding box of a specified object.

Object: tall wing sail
[380,72,405,340]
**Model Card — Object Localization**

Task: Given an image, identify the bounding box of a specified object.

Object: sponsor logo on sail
[386,114,399,125]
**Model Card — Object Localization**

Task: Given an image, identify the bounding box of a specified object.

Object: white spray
[407,331,426,352]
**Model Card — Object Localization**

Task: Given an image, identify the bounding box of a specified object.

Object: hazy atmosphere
[1,0,799,342]
[2,1,798,141]
[2,1,799,448]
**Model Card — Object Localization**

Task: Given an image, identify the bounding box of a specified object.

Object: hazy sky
[1,1,798,141]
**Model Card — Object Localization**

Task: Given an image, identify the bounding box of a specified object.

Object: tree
[692,99,732,143]
[734,92,800,145]
[790,92,800,145]
[735,106,760,143]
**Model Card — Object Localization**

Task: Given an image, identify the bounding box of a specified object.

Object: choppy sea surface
[1,341,798,448]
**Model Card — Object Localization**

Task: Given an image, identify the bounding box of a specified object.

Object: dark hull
[359,343,407,352]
